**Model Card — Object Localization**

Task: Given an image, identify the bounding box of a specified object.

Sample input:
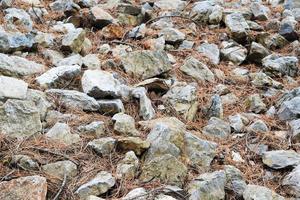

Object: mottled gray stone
[203,117,231,138]
[46,122,80,145]
[88,137,116,156]
[262,150,300,169]
[243,184,285,200]
[0,76,28,100]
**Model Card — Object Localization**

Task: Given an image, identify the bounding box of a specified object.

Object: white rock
[0,75,28,100]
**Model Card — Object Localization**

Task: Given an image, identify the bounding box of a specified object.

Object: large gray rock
[245,94,267,114]
[277,96,300,121]
[42,160,77,179]
[221,41,247,65]
[46,89,100,111]
[0,76,28,100]
[185,132,217,167]
[77,121,106,137]
[132,87,155,120]
[87,137,116,156]
[203,117,231,138]
[45,122,80,145]
[112,113,139,136]
[190,1,222,24]
[56,54,82,67]
[4,8,33,31]
[180,57,215,82]
[0,99,42,138]
[36,65,81,89]
[262,54,298,77]
[75,171,115,199]
[224,13,250,43]
[62,28,86,53]
[197,43,220,65]
[243,184,285,200]
[0,53,45,77]
[262,150,300,169]
[162,82,198,121]
[98,99,125,115]
[140,154,187,187]
[26,89,51,121]
[159,28,185,44]
[188,170,226,200]
[90,6,114,28]
[250,2,270,21]
[121,50,172,80]
[0,31,36,53]
[117,137,150,156]
[82,70,121,99]
[247,42,271,64]
[289,119,300,141]
[282,164,300,197]
[224,165,247,197]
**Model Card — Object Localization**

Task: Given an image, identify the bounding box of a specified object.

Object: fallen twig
[52,171,67,200]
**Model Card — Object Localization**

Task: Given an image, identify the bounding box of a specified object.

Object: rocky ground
[0,0,300,199]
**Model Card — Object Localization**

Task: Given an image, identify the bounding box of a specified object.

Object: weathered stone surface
[245,94,267,113]
[247,42,271,64]
[56,54,82,67]
[289,119,300,141]
[26,89,51,121]
[190,1,221,24]
[257,33,288,50]
[247,119,269,133]
[82,54,101,69]
[98,99,125,115]
[88,137,116,156]
[203,117,231,138]
[132,87,155,120]
[36,65,81,89]
[197,43,220,65]
[262,150,300,169]
[207,94,223,119]
[0,75,28,100]
[224,13,249,43]
[185,132,217,167]
[282,164,300,197]
[262,54,298,77]
[188,170,226,200]
[180,57,214,82]
[117,137,150,155]
[140,154,187,187]
[0,175,47,200]
[250,2,270,21]
[0,53,45,77]
[116,151,139,179]
[4,8,33,31]
[77,121,106,137]
[221,41,247,65]
[121,50,172,80]
[112,113,139,136]
[0,31,36,53]
[0,99,42,138]
[45,122,80,145]
[90,6,114,28]
[42,160,77,179]
[224,165,247,197]
[159,28,185,44]
[62,28,86,53]
[122,188,148,200]
[154,0,186,10]
[277,96,300,121]
[251,72,283,89]
[243,184,285,200]
[75,171,115,199]
[82,70,121,99]
[11,154,39,170]
[46,89,100,111]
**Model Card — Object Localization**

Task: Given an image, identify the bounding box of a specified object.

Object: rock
[262,150,300,169]
[162,82,198,121]
[197,43,220,65]
[88,137,116,156]
[279,17,299,41]
[90,6,114,28]
[247,119,269,133]
[262,54,298,77]
[188,170,226,200]
[43,49,64,66]
[82,54,101,69]
[11,154,39,170]
[56,54,83,67]
[0,53,45,77]
[0,99,42,138]
[0,175,47,200]
[185,132,217,167]
[116,3,141,15]
[282,164,300,197]
[0,31,36,53]
[209,5,224,24]
[257,33,288,50]
[46,122,80,145]
[82,70,121,99]
[159,28,185,44]
[155,194,177,200]
[179,40,195,50]
[144,117,185,161]
[221,41,247,65]
[98,99,125,115]
[247,42,271,64]
[0,0,12,8]
[224,165,247,197]
[224,12,249,43]
[140,154,187,187]
[42,160,77,179]
[117,137,150,155]
[229,114,245,132]
[251,72,283,89]
[231,67,249,82]
[62,28,86,53]
[250,2,270,21]
[112,113,139,136]
[132,87,155,120]
[121,50,172,80]
[75,171,115,199]
[247,20,264,31]
[4,8,33,31]
[87,196,105,200]
[190,1,218,24]
[245,94,266,113]
[77,121,106,137]
[116,151,139,179]
[243,184,285,200]
[207,94,223,119]
[50,0,80,12]
[36,65,81,89]
[34,32,54,47]
[154,0,186,10]
[0,76,28,100]
[221,93,239,106]
[289,119,300,141]
[203,117,231,138]
[277,96,300,121]
[180,57,215,82]
[122,188,148,200]
[46,89,100,111]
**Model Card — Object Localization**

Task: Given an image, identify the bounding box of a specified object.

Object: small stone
[250,2,270,21]
[221,41,247,65]
[11,154,39,170]
[245,94,267,113]
[112,113,139,136]
[117,137,150,155]
[62,28,86,53]
[88,137,116,156]
[159,28,185,44]
[262,150,300,169]
[4,8,33,31]
[197,43,220,65]
[224,165,247,197]
[116,151,139,179]
[224,13,249,43]
[82,70,121,99]
[0,31,36,53]
[247,42,271,64]
[122,188,148,200]
[56,54,83,67]
[0,76,28,100]
[190,1,216,24]
[247,119,269,133]
[36,65,81,89]
[43,49,64,66]
[243,184,285,200]
[77,121,106,137]
[154,0,186,10]
[98,99,125,115]
[207,94,223,119]
[42,160,77,179]
[262,54,298,77]
[229,114,245,133]
[75,171,115,199]
[0,175,47,200]
[279,17,299,41]
[251,72,283,89]
[188,170,226,200]
[90,6,114,28]
[82,54,101,69]
[277,96,300,121]
[46,122,80,145]
[203,117,231,138]
[132,87,155,120]
[282,164,300,197]
[289,119,300,141]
